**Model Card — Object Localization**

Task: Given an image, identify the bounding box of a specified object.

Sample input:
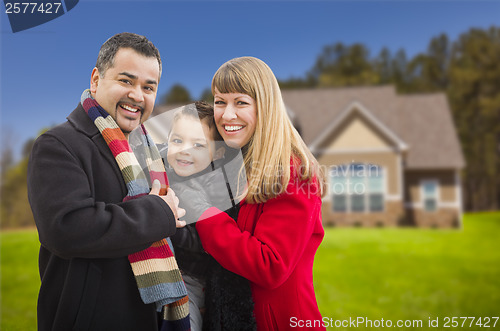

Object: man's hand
[149,180,186,228]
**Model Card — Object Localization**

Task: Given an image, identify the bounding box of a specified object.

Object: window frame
[330,163,386,213]
[420,179,440,212]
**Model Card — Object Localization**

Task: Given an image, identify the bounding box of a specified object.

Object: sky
[1,0,499,160]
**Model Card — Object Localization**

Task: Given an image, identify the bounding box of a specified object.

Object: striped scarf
[81,90,190,330]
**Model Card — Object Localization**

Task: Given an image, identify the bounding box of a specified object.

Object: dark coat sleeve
[28,130,177,260]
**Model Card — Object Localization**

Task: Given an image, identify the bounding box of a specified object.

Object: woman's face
[213,89,257,149]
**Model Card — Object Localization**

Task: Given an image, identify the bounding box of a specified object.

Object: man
[28,32,186,331]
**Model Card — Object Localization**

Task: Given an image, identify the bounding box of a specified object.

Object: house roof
[281,86,465,169]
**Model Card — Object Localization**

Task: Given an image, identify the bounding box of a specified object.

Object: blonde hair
[212,57,326,204]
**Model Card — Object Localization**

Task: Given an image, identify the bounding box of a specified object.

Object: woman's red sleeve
[196,180,321,289]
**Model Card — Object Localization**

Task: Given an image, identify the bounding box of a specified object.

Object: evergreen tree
[310,43,380,87]
[374,47,393,84]
[200,88,214,104]
[162,83,192,105]
[1,139,35,228]
[448,27,500,210]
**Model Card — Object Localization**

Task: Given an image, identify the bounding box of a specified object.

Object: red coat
[196,173,326,330]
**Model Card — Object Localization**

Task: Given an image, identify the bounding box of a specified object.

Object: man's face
[90,47,160,137]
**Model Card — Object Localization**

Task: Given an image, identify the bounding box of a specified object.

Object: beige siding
[326,115,391,150]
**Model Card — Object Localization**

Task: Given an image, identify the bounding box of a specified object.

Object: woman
[195,57,327,330]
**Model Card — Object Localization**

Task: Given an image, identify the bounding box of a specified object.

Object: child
[166,101,222,331]
[167,101,254,331]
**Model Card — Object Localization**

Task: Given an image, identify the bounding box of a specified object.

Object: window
[330,164,385,213]
[421,181,438,212]
[368,165,384,212]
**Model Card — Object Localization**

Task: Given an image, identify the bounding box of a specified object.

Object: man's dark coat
[27,104,177,331]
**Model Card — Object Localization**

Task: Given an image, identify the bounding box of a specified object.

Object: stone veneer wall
[322,200,404,227]
[405,207,460,228]
[322,200,460,228]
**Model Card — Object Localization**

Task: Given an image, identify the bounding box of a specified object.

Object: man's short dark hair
[96,32,162,78]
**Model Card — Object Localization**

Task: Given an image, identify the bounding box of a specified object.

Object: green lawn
[314,212,500,330]
[1,213,499,330]
[0,228,40,331]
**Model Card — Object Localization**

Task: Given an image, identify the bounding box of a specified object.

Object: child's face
[167,116,216,177]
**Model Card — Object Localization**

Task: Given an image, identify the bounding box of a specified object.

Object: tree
[391,49,410,92]
[426,33,451,90]
[0,128,15,175]
[0,145,13,176]
[278,74,316,90]
[1,129,49,229]
[448,27,500,210]
[162,83,191,105]
[405,34,451,93]
[22,138,35,159]
[309,43,380,87]
[200,88,214,104]
[0,138,37,229]
[373,47,393,85]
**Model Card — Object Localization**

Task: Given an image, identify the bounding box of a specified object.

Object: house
[281,86,465,228]
[152,85,465,228]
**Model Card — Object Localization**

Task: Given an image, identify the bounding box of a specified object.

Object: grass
[314,212,500,329]
[0,228,40,331]
[1,213,499,330]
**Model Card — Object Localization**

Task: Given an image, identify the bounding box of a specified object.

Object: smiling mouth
[119,103,143,115]
[224,125,244,132]
[176,159,193,166]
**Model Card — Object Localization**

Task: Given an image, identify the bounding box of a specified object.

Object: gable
[325,112,394,151]
[310,101,408,155]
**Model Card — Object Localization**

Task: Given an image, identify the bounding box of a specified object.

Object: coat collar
[67,103,99,137]
[67,103,128,197]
